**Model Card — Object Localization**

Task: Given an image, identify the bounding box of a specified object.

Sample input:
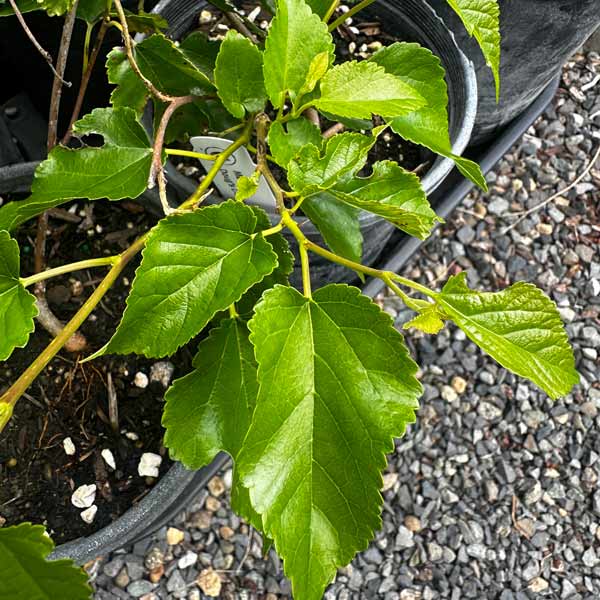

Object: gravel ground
[92,49,600,600]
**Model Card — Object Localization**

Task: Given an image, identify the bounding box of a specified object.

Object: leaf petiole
[20,256,119,288]
[328,0,377,31]
[165,148,219,161]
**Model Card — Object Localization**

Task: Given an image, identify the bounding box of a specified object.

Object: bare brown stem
[8,0,71,87]
[62,20,110,145]
[323,122,344,139]
[148,95,195,214]
[255,113,286,214]
[225,11,258,43]
[33,1,84,353]
[113,0,177,103]
[107,372,119,432]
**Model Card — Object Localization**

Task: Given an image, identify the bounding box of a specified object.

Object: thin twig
[225,11,258,43]
[304,107,320,128]
[107,372,119,432]
[62,20,110,145]
[113,0,177,103]
[323,122,344,139]
[8,0,71,87]
[502,143,600,234]
[35,1,84,353]
[148,95,195,214]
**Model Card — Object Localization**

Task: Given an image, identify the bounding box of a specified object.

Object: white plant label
[190,136,278,211]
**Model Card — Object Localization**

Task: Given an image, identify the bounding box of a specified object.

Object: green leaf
[95,201,278,358]
[0,0,39,16]
[0,231,37,360]
[330,160,441,240]
[106,48,149,115]
[214,30,267,119]
[304,0,331,18]
[314,60,425,120]
[236,172,260,201]
[77,0,108,23]
[179,31,221,80]
[288,132,375,195]
[446,0,501,100]
[39,0,74,16]
[134,34,214,96]
[108,9,168,33]
[0,523,91,600]
[236,207,294,319]
[436,273,579,398]
[302,193,362,264]
[238,284,422,599]
[369,42,487,190]
[0,107,153,232]
[163,318,257,468]
[402,305,446,335]
[268,119,323,168]
[263,0,333,108]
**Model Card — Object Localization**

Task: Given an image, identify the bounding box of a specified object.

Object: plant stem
[228,304,239,319]
[8,0,72,86]
[149,95,195,215]
[165,148,218,161]
[323,0,340,23]
[255,221,284,238]
[178,121,253,211]
[113,0,176,103]
[255,113,287,213]
[328,0,376,31]
[36,0,82,354]
[20,256,118,287]
[0,235,148,435]
[62,20,110,145]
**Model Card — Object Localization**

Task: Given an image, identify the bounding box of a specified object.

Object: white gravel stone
[71,484,96,509]
[101,449,116,470]
[177,551,198,569]
[134,372,149,388]
[138,453,162,478]
[80,505,98,524]
[63,437,76,456]
[150,361,175,388]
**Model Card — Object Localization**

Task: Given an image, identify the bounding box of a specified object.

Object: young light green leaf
[330,160,442,240]
[95,201,278,358]
[163,319,257,469]
[214,30,267,118]
[268,119,323,168]
[236,171,261,201]
[298,51,330,97]
[0,231,37,360]
[446,0,501,100]
[263,0,334,108]
[0,523,91,600]
[436,273,578,398]
[314,61,425,120]
[369,42,487,190]
[106,48,149,115]
[238,284,422,600]
[288,132,375,195]
[402,305,446,335]
[302,193,362,264]
[0,107,153,232]
[38,0,74,16]
[134,34,214,96]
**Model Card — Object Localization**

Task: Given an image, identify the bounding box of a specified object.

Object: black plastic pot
[151,0,478,285]
[427,0,600,144]
[49,455,229,564]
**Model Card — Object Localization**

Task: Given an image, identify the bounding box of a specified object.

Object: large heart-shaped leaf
[238,284,422,599]
[0,523,91,600]
[0,231,37,360]
[436,273,578,398]
[94,201,278,358]
[0,107,153,232]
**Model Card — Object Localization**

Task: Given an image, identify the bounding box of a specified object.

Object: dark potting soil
[0,201,194,544]
[173,2,434,183]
